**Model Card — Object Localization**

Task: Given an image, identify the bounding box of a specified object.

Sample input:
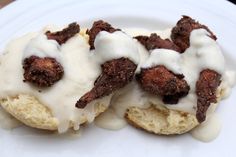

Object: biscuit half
[126,105,199,135]
[0,30,106,131]
[0,94,107,130]
[125,87,224,135]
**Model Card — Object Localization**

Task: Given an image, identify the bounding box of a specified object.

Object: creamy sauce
[0,29,139,133]
[191,113,221,142]
[158,29,224,114]
[220,71,236,99]
[94,31,140,64]
[95,108,127,130]
[23,34,61,61]
[111,82,149,118]
[95,28,235,142]
[95,82,149,130]
[0,30,109,133]
[108,29,228,115]
[190,102,221,142]
[0,25,235,142]
[142,49,182,74]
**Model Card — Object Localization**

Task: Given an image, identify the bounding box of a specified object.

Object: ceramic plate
[0,0,236,156]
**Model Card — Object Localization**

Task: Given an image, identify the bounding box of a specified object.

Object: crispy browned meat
[76,57,137,108]
[136,65,190,104]
[135,33,181,52]
[171,16,217,52]
[196,69,221,123]
[86,20,119,49]
[45,22,80,45]
[23,56,64,87]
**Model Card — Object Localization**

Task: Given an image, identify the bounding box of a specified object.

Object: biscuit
[0,94,107,130]
[125,87,223,135]
[126,105,198,135]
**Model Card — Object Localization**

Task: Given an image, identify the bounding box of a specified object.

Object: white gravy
[0,25,235,142]
[191,113,221,142]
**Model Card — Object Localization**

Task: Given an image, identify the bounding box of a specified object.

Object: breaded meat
[86,20,119,49]
[171,16,217,52]
[136,65,190,104]
[46,22,80,45]
[196,69,221,122]
[76,57,137,108]
[23,56,64,87]
[135,33,181,52]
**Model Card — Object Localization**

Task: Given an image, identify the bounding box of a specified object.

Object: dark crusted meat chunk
[86,20,119,49]
[45,22,80,45]
[171,16,217,52]
[136,65,190,104]
[135,33,181,52]
[76,57,137,108]
[23,56,64,87]
[196,69,221,123]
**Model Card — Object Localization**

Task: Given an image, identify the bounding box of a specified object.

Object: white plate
[0,0,236,157]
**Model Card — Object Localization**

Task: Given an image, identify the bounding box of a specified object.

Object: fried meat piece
[76,57,137,108]
[86,20,119,49]
[171,16,217,52]
[136,65,190,104]
[45,22,80,45]
[135,33,181,52]
[196,69,221,123]
[23,56,64,87]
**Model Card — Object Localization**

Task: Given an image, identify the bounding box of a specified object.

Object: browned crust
[76,57,137,108]
[136,65,190,104]
[196,69,221,122]
[135,33,181,52]
[171,15,217,52]
[23,56,64,87]
[46,22,80,45]
[86,20,120,49]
